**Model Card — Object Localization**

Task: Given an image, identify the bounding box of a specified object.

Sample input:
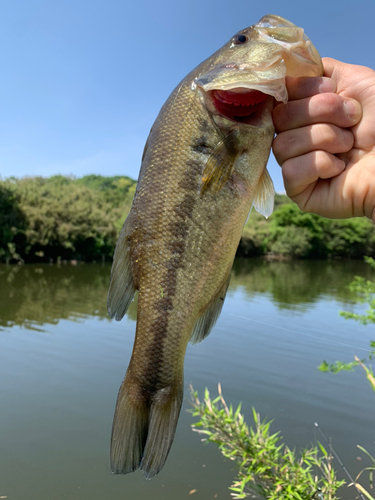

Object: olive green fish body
[108,14,323,478]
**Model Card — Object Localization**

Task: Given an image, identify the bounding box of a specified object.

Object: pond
[0,259,374,499]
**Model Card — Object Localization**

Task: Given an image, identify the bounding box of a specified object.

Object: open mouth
[209,88,272,123]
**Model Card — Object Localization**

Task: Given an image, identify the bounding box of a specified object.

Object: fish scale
[107,14,323,479]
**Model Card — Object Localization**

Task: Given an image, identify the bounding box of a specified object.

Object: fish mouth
[195,68,285,125]
[198,86,275,125]
[208,88,273,123]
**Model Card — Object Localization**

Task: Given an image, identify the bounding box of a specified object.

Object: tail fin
[110,380,183,479]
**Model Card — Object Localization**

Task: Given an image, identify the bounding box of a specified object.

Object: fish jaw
[194,60,288,106]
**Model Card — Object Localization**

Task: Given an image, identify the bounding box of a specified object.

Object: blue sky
[1,0,374,192]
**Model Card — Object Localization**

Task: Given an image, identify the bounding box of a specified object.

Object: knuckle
[314,123,336,144]
[314,150,331,171]
[310,93,346,122]
[281,158,297,184]
[315,92,342,113]
[313,124,352,151]
[314,150,345,178]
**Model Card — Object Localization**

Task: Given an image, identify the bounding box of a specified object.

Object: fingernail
[344,99,362,121]
[319,77,336,93]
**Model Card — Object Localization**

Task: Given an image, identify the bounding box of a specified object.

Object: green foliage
[190,385,344,500]
[318,257,375,499]
[0,183,25,262]
[318,353,375,390]
[348,446,375,500]
[339,257,375,325]
[238,222,270,257]
[239,200,375,259]
[0,175,136,263]
[318,257,375,391]
[1,177,375,262]
[269,226,313,258]
[318,360,360,373]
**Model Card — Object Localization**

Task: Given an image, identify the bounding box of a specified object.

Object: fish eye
[233,34,247,44]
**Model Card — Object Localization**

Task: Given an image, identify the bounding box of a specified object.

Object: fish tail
[110,378,183,479]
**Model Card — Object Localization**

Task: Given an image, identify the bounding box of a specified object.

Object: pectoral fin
[252,167,275,218]
[200,131,240,195]
[107,216,136,321]
[189,273,231,344]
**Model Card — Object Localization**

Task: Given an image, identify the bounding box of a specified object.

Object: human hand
[272,57,375,222]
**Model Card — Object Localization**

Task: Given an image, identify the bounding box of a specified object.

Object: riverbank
[238,199,375,259]
[1,175,374,263]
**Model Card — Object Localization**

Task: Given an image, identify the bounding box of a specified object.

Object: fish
[107,14,323,479]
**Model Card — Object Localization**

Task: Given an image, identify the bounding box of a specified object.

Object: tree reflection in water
[1,259,373,330]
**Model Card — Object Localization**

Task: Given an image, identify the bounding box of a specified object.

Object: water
[0,260,374,499]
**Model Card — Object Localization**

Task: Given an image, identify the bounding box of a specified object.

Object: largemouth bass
[107,14,323,478]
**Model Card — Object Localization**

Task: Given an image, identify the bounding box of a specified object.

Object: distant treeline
[0,175,374,263]
[0,175,136,263]
[241,195,375,259]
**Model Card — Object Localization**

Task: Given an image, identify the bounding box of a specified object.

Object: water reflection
[0,260,373,500]
[0,259,373,330]
[0,263,137,330]
[231,258,374,310]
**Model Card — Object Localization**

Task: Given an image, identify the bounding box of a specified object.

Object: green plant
[349,445,375,500]
[318,256,375,391]
[190,384,344,499]
[318,256,375,498]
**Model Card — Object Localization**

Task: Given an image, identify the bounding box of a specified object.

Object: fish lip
[194,66,288,104]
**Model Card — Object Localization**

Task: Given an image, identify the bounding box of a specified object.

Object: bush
[190,385,344,500]
[0,175,136,263]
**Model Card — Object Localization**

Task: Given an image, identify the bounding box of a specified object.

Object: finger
[273,93,362,132]
[281,150,346,198]
[285,76,336,100]
[321,57,343,79]
[273,124,354,165]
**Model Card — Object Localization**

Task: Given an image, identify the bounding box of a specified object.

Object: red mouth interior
[211,89,268,121]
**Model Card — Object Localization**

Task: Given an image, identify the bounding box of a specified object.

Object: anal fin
[107,216,136,321]
[189,273,231,345]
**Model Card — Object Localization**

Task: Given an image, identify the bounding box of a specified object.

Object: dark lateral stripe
[142,154,204,391]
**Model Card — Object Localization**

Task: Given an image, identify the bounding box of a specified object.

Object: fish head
[194,14,323,125]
